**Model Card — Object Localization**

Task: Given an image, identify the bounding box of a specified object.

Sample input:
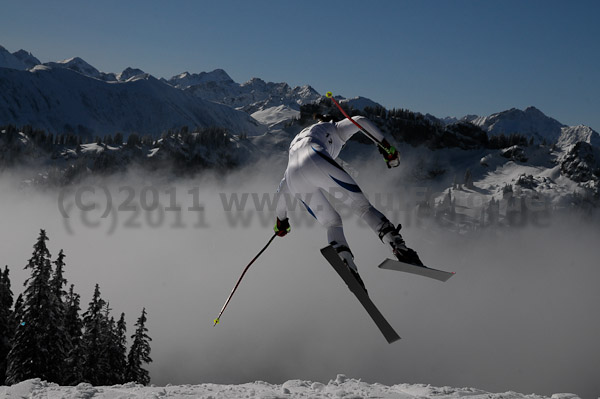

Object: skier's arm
[337,116,400,168]
[336,116,386,143]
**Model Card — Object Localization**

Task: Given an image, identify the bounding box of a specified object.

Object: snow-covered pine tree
[12,294,23,326]
[0,266,14,384]
[104,311,127,384]
[115,313,128,383]
[6,229,66,384]
[64,284,84,384]
[81,284,110,385]
[49,249,69,383]
[51,250,67,298]
[126,308,152,385]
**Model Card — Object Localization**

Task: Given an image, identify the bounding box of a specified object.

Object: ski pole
[325,91,388,152]
[213,233,277,326]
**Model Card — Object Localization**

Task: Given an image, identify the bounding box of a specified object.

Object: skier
[273,113,423,291]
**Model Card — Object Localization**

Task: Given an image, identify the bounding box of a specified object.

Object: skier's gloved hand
[379,144,400,168]
[274,217,291,237]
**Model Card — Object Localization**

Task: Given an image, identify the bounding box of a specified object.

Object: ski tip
[325,91,333,98]
[388,336,402,344]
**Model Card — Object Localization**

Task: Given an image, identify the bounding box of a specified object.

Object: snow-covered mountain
[0,45,34,70]
[0,44,327,135]
[0,44,391,137]
[467,106,600,151]
[0,65,265,137]
[12,49,41,69]
[470,106,565,142]
[430,114,478,126]
[557,124,600,148]
[116,67,147,82]
[43,57,148,83]
[432,107,600,152]
[170,71,322,126]
[45,57,110,80]
[170,73,320,112]
[0,377,583,399]
[339,96,383,111]
[166,69,234,89]
[2,43,600,217]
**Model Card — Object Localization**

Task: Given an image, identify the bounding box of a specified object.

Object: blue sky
[1,0,599,130]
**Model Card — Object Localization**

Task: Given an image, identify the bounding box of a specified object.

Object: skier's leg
[308,149,393,234]
[288,147,354,254]
[296,187,367,291]
[378,222,423,266]
[306,145,388,232]
[299,189,351,263]
[307,146,423,265]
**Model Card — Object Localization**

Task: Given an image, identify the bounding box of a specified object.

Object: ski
[320,245,401,344]
[378,259,455,282]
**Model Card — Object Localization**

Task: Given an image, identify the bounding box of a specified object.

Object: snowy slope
[251,105,300,127]
[557,125,600,148]
[0,65,266,137]
[421,138,599,228]
[0,377,582,399]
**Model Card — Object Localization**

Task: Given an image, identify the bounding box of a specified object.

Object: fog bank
[1,164,598,398]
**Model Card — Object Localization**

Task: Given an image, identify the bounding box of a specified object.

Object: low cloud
[1,160,598,398]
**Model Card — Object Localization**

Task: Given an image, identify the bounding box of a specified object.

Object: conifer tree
[6,230,66,384]
[50,250,67,299]
[126,308,152,385]
[81,284,109,385]
[64,284,84,384]
[105,311,127,384]
[0,266,14,384]
[12,294,23,327]
[114,313,128,383]
[49,249,70,383]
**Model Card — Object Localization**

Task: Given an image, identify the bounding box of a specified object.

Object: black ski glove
[379,144,400,168]
[274,217,291,237]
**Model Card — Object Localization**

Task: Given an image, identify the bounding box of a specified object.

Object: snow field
[0,376,583,399]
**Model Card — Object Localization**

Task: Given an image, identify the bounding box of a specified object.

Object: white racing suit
[276,116,391,254]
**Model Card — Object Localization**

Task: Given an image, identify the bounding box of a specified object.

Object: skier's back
[274,113,422,290]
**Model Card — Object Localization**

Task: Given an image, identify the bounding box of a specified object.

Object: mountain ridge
[1,43,598,150]
[0,66,265,137]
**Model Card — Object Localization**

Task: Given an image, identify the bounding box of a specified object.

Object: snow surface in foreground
[0,376,582,399]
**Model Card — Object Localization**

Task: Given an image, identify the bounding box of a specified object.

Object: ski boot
[331,242,368,294]
[379,223,424,267]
